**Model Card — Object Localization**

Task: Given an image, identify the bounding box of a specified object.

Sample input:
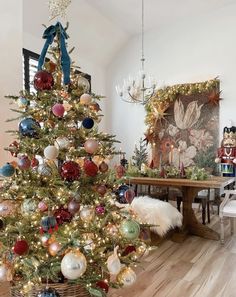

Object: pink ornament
[124,189,135,204]
[38,201,48,212]
[84,139,99,154]
[68,200,80,215]
[116,165,126,178]
[18,156,31,170]
[52,103,65,117]
[95,205,105,215]
[80,93,92,105]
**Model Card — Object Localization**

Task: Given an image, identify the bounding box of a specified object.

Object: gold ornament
[48,241,61,256]
[117,267,137,287]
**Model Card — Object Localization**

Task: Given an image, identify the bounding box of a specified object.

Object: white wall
[106,2,236,159]
[0,1,23,165]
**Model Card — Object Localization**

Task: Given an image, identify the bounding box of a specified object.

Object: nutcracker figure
[215,126,236,176]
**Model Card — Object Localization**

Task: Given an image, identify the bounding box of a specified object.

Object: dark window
[22,48,91,92]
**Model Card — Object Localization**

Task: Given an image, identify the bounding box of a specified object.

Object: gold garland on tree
[145,78,220,136]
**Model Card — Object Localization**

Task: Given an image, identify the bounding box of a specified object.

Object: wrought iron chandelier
[116,0,156,105]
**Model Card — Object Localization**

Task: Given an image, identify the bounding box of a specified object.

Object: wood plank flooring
[1,212,236,297]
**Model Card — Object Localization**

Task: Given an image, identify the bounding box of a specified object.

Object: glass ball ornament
[60,161,81,182]
[122,245,136,256]
[119,219,140,240]
[41,234,51,247]
[96,185,107,196]
[41,216,58,233]
[54,137,70,150]
[54,207,72,225]
[44,145,59,160]
[38,201,48,212]
[68,199,80,215]
[116,164,126,179]
[48,241,61,256]
[63,102,72,112]
[124,188,136,204]
[34,70,54,91]
[83,238,95,252]
[21,199,37,214]
[80,206,94,222]
[96,280,109,293]
[17,97,29,109]
[82,117,94,129]
[0,163,15,177]
[38,164,52,176]
[84,139,99,154]
[117,267,137,287]
[115,185,130,204]
[80,93,92,105]
[36,287,60,297]
[13,239,29,256]
[18,155,31,170]
[9,141,19,157]
[31,157,39,168]
[19,118,40,138]
[95,205,105,215]
[52,103,65,117]
[61,250,87,280]
[99,161,109,173]
[0,200,16,217]
[76,76,90,92]
[89,102,101,112]
[83,159,98,177]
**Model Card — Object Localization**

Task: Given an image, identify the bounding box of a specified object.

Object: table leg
[182,187,220,240]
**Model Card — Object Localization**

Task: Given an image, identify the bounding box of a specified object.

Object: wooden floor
[2,212,236,297]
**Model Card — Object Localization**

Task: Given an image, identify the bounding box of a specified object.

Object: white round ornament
[84,139,99,154]
[61,250,87,280]
[54,137,70,150]
[80,207,94,222]
[83,239,95,252]
[44,145,59,160]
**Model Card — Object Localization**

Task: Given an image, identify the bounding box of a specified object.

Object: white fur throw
[117,196,183,236]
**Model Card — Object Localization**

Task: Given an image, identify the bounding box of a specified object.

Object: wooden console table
[128,176,235,241]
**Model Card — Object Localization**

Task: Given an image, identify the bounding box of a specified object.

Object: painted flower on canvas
[172,140,197,168]
[174,100,203,130]
[189,129,214,151]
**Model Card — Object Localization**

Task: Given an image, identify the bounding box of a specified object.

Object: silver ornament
[61,250,87,279]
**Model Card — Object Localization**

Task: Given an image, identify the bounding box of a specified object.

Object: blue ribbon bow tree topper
[38,22,71,85]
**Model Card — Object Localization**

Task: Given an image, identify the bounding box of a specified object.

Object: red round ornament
[13,240,29,256]
[18,155,31,170]
[96,185,107,196]
[54,207,72,225]
[31,157,39,168]
[99,161,109,173]
[52,103,65,117]
[83,159,98,177]
[124,189,136,204]
[122,245,136,256]
[34,70,54,91]
[96,280,109,293]
[60,161,81,182]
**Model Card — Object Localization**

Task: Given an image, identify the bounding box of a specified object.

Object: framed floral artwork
[146,79,220,174]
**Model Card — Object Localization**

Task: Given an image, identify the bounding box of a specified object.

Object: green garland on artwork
[145,78,220,131]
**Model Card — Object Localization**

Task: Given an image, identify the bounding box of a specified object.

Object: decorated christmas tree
[132,138,148,170]
[0,23,146,297]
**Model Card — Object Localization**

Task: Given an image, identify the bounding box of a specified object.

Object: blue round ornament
[36,288,60,297]
[19,118,40,138]
[41,216,57,232]
[115,185,130,204]
[82,117,94,129]
[0,163,15,177]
